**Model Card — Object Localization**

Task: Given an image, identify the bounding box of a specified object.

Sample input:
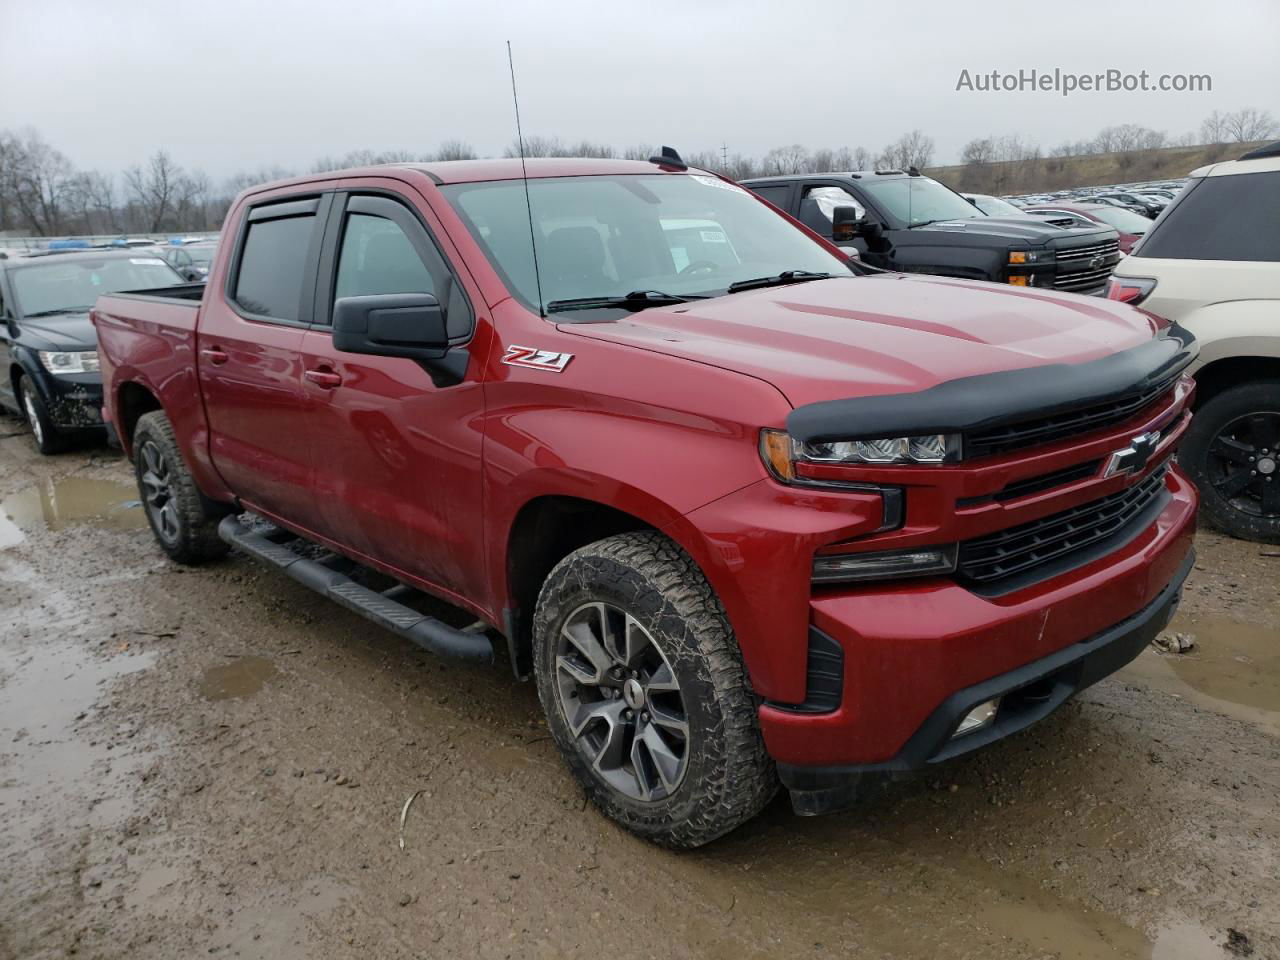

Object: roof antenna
[648,146,688,171]
[507,40,544,317]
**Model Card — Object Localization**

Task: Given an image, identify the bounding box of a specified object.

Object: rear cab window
[228,196,325,324]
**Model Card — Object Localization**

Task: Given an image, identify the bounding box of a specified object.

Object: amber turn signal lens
[1007,275,1030,286]
[759,429,796,481]
[1008,251,1028,264]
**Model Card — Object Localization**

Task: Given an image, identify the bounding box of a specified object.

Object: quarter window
[1137,173,1280,262]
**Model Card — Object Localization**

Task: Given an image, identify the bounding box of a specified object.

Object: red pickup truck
[93,157,1198,847]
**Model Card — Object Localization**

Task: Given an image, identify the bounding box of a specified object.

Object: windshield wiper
[545,290,703,314]
[23,307,93,318]
[726,270,831,294]
[907,219,942,229]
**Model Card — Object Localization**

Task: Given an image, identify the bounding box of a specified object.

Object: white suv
[1109,142,1280,543]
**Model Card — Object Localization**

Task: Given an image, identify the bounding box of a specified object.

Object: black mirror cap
[831,205,864,242]
[333,293,449,360]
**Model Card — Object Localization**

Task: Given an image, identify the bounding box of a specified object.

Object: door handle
[304,368,343,389]
[201,347,229,365]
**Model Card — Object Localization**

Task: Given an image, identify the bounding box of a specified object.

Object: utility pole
[721,142,729,169]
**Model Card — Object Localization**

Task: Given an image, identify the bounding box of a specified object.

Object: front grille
[1056,238,1120,262]
[1053,264,1114,293]
[957,462,1169,587]
[965,373,1179,459]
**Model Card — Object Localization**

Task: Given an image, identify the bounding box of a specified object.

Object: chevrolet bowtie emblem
[1103,431,1160,478]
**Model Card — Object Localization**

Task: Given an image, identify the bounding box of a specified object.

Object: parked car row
[1,141,1275,848]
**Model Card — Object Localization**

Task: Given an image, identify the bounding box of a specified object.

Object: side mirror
[832,205,864,242]
[333,293,448,360]
[966,197,979,207]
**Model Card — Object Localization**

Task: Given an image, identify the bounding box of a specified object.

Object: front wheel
[1181,380,1280,543]
[17,376,66,455]
[533,531,776,848]
[133,411,230,564]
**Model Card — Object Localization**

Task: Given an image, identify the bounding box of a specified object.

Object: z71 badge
[502,345,573,373]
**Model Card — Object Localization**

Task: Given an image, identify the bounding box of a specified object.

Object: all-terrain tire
[17,375,67,455]
[1181,381,1280,544]
[133,410,231,564]
[533,531,777,848]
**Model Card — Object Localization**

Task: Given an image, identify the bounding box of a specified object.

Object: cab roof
[244,158,700,199]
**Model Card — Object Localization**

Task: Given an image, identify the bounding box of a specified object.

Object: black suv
[0,249,184,453]
[743,170,1122,296]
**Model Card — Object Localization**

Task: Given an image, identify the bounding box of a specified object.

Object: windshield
[859,177,982,227]
[186,245,216,265]
[973,195,1025,217]
[13,256,183,316]
[1086,205,1150,234]
[441,173,852,310]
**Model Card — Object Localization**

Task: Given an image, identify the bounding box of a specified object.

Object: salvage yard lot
[1,430,1277,960]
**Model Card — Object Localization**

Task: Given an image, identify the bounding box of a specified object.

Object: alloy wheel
[139,440,181,544]
[21,387,44,447]
[553,601,689,802]
[1206,412,1280,518]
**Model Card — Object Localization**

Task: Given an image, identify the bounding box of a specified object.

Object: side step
[218,515,493,663]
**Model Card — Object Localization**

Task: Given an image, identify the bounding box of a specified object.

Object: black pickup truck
[743,170,1122,296]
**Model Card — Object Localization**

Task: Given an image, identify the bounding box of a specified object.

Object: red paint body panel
[94,160,1200,774]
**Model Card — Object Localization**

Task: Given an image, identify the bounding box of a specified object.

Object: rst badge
[1103,431,1160,478]
[502,345,573,373]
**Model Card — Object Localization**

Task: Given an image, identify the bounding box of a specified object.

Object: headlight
[760,428,957,479]
[812,544,958,583]
[1008,249,1054,264]
[38,350,100,375]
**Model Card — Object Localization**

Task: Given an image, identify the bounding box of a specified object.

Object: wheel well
[117,382,162,452]
[1193,357,1280,408]
[504,496,656,677]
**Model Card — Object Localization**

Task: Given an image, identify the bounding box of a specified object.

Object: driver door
[297,184,489,603]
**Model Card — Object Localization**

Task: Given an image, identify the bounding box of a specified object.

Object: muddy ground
[0,423,1276,960]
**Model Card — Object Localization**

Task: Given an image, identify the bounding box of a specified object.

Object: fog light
[952,697,1000,739]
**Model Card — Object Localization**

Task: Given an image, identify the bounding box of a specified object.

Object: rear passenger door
[297,186,488,601]
[198,192,333,531]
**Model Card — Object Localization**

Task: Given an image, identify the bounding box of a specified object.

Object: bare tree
[1199,110,1228,144]
[878,130,935,171]
[763,144,810,175]
[503,135,565,158]
[435,140,477,161]
[2,129,74,235]
[125,150,184,232]
[1223,107,1277,143]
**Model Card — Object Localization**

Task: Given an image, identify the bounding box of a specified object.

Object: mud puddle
[1124,615,1280,734]
[0,475,145,547]
[199,656,279,700]
[0,638,158,899]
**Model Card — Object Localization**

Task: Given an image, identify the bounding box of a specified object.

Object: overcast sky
[3,0,1277,181]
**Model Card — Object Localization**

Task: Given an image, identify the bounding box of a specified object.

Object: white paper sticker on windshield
[699,229,728,243]
[691,175,747,194]
[130,257,165,265]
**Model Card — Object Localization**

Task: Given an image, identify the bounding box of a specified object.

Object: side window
[799,185,865,237]
[328,195,472,340]
[1138,173,1280,262]
[232,209,318,321]
[747,184,792,211]
[335,214,435,300]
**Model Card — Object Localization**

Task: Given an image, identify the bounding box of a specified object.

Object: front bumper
[36,372,105,430]
[758,466,1197,812]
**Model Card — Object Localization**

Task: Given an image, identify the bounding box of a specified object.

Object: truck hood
[910,216,1103,243]
[16,311,96,350]
[560,274,1159,409]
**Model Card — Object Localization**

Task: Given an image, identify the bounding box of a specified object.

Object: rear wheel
[533,531,776,848]
[1182,381,1280,543]
[17,376,66,455]
[133,411,230,563]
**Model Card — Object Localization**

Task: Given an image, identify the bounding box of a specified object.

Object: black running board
[217,516,493,663]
